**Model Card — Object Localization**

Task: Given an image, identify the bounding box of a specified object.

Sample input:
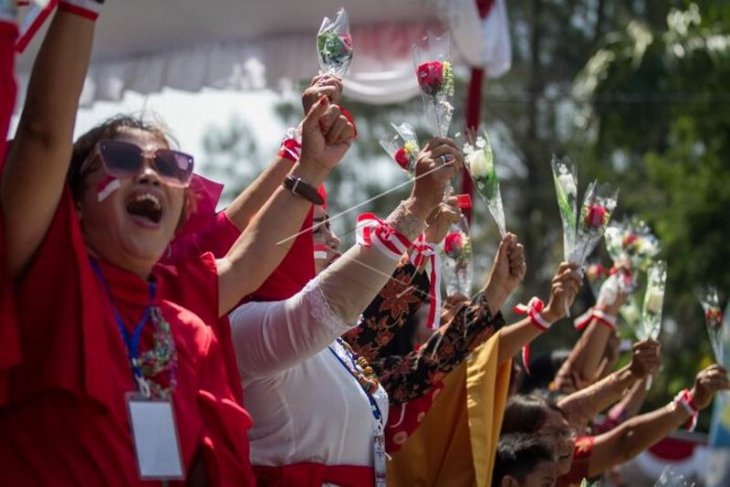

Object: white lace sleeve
[229,276,352,379]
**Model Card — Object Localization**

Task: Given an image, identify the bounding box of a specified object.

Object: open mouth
[126,192,163,225]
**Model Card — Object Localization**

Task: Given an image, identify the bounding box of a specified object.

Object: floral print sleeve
[373,293,506,405]
[342,261,429,362]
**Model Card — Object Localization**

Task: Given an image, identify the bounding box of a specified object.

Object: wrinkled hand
[424,197,461,244]
[409,137,463,219]
[483,233,525,309]
[299,97,355,179]
[542,262,583,323]
[302,74,343,114]
[628,339,661,379]
[691,364,730,410]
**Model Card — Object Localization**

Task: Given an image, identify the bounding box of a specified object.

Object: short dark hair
[493,433,554,487]
[501,394,564,436]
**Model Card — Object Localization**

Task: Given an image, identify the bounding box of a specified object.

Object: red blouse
[0,189,255,486]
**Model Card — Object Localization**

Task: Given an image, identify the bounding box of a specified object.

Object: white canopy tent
[15,0,510,108]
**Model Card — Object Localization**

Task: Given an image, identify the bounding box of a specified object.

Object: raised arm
[558,339,660,427]
[496,262,583,365]
[2,8,95,277]
[586,364,729,477]
[229,139,462,377]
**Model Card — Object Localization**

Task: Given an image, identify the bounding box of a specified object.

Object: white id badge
[373,426,387,487]
[126,393,184,480]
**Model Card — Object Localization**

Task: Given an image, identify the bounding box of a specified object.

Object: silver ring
[439,154,449,165]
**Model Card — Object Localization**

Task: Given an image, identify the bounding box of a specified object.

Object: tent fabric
[14,0,509,108]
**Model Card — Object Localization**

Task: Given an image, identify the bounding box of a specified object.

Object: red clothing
[0,20,20,404]
[0,189,255,486]
[254,463,374,487]
[557,435,595,486]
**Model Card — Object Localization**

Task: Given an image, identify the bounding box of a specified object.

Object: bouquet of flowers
[317,8,353,77]
[570,181,619,267]
[699,287,725,367]
[638,260,667,389]
[463,130,506,236]
[551,156,578,261]
[413,32,455,137]
[604,218,660,292]
[379,122,420,174]
[442,215,473,297]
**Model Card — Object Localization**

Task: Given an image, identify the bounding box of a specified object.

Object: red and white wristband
[356,213,412,261]
[59,0,103,20]
[573,307,618,331]
[674,388,699,432]
[15,0,102,52]
[514,298,552,375]
[278,126,302,162]
[410,236,442,331]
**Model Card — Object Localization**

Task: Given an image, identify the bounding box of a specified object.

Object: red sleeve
[164,211,240,263]
[0,22,20,401]
[196,333,256,486]
[156,254,243,403]
[557,436,595,485]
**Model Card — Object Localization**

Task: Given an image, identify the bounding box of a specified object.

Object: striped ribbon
[410,236,442,330]
[355,213,412,261]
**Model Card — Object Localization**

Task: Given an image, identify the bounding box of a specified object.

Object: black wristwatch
[282,175,324,205]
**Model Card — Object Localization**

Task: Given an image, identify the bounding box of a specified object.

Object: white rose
[644,287,664,314]
[558,173,577,198]
[467,148,491,180]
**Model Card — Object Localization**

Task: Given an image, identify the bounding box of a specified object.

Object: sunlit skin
[77,127,186,279]
[538,408,576,476]
[313,205,341,274]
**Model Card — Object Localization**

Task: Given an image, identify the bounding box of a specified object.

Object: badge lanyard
[91,260,155,397]
[328,340,388,487]
[90,261,184,480]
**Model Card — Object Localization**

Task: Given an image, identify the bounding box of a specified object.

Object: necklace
[332,338,380,395]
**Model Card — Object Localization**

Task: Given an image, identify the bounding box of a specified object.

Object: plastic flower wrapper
[317,8,353,77]
[379,122,420,174]
[569,181,618,268]
[654,465,694,487]
[620,291,645,339]
[604,218,660,292]
[638,260,667,390]
[441,215,473,297]
[699,287,725,367]
[551,156,578,261]
[585,261,609,298]
[463,130,506,236]
[413,32,455,137]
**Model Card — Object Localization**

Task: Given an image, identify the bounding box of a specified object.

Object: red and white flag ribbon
[96,175,120,202]
[514,297,551,376]
[15,0,58,53]
[356,213,412,261]
[574,307,618,331]
[675,389,699,432]
[410,236,442,330]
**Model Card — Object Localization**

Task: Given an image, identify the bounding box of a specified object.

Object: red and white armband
[58,0,103,20]
[356,213,412,261]
[514,297,552,375]
[278,126,302,162]
[674,388,698,432]
[410,236,441,331]
[573,307,618,331]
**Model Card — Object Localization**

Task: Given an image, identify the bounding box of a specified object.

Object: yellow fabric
[387,334,512,487]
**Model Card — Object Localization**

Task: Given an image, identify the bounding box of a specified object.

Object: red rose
[623,233,638,247]
[587,263,605,280]
[394,147,410,169]
[416,61,444,96]
[443,231,463,258]
[586,205,607,228]
[340,33,353,52]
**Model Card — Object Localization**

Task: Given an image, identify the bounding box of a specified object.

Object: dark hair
[493,433,554,487]
[519,349,571,394]
[67,114,195,226]
[501,394,563,436]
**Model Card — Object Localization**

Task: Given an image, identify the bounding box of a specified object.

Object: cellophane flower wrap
[699,287,725,367]
[317,8,353,77]
[569,181,618,267]
[379,122,420,174]
[442,215,473,297]
[551,156,578,261]
[463,130,506,236]
[638,260,667,342]
[413,32,455,137]
[604,218,660,293]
